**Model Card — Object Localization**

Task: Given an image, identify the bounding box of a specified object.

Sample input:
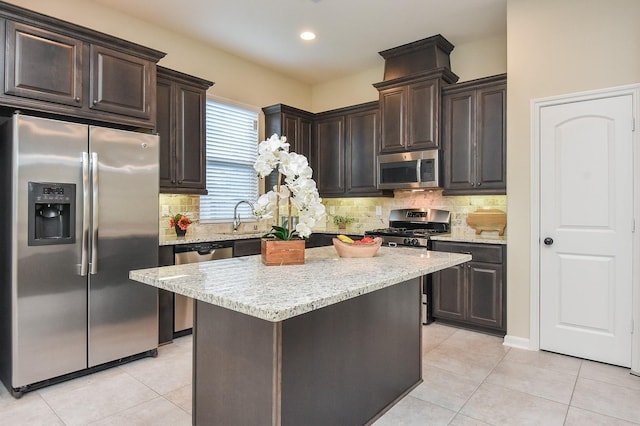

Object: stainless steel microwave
[377,150,440,189]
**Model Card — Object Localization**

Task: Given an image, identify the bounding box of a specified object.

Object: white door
[539,94,634,367]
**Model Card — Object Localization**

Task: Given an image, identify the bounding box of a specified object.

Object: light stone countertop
[160,231,268,246]
[431,233,507,245]
[160,230,506,246]
[130,246,471,322]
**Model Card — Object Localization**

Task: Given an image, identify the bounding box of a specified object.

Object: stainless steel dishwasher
[173,241,233,334]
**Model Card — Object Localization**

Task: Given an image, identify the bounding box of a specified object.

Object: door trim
[530,83,640,373]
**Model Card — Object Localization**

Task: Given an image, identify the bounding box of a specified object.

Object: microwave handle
[416,158,422,183]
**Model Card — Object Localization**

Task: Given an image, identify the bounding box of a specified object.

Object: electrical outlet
[330,206,336,214]
[375,206,382,216]
[162,205,169,216]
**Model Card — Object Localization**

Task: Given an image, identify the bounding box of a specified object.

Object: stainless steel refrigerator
[0,114,159,397]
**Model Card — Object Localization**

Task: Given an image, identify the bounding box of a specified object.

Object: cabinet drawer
[432,241,503,263]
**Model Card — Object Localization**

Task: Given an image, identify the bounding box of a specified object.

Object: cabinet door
[432,265,465,321]
[476,84,506,191]
[407,79,439,149]
[378,87,405,153]
[233,239,262,257]
[315,115,345,195]
[298,118,313,161]
[175,82,207,190]
[157,77,176,189]
[89,45,154,120]
[467,261,503,329]
[282,113,313,160]
[5,21,82,107]
[346,107,379,195]
[442,89,475,191]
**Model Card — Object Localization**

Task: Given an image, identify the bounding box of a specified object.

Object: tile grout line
[34,391,68,426]
[561,359,582,425]
[446,334,511,426]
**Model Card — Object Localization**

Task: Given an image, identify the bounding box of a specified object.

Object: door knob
[543,237,554,246]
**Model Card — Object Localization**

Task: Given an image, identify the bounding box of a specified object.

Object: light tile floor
[1,323,639,425]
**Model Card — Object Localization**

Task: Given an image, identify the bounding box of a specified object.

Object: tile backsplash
[159,190,507,238]
[321,190,507,236]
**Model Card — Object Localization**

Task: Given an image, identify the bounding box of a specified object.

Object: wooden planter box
[261,238,305,266]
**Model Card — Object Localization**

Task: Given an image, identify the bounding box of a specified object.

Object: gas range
[365,208,450,248]
[366,208,451,326]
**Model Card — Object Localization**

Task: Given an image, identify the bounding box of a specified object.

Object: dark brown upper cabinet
[442,74,507,195]
[0,3,165,128]
[373,35,458,154]
[264,102,390,198]
[4,21,83,107]
[263,104,314,191]
[263,104,314,160]
[157,66,213,194]
[315,112,345,196]
[314,102,392,198]
[89,45,155,120]
[376,77,444,153]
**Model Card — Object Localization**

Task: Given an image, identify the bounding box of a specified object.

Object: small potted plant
[170,213,192,237]
[253,134,326,265]
[333,215,354,230]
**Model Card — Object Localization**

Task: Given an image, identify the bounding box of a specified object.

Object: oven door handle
[388,242,398,248]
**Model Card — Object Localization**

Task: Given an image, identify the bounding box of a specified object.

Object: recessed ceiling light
[300,31,316,41]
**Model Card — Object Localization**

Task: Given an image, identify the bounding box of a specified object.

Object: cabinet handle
[178,180,183,184]
[93,100,98,105]
[75,97,81,103]
[477,182,482,186]
[171,180,176,184]
[471,182,475,186]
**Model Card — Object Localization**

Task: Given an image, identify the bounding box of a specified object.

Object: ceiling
[91,0,507,85]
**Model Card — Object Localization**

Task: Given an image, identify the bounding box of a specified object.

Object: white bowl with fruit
[332,235,383,258]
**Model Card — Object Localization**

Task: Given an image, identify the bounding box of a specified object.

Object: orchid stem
[275,169,281,227]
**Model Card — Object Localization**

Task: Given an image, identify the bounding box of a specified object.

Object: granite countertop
[159,229,365,246]
[431,233,507,245]
[160,231,267,246]
[160,230,505,246]
[130,246,471,322]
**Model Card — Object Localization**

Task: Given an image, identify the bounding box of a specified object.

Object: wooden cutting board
[466,209,507,235]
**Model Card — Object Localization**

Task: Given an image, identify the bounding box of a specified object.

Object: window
[201,98,259,222]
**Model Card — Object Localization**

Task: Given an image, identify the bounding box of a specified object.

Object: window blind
[201,99,259,221]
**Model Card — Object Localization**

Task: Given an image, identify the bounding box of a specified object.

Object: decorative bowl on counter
[332,237,383,258]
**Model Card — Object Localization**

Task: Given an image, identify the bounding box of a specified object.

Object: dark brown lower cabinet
[158,246,176,345]
[432,241,506,335]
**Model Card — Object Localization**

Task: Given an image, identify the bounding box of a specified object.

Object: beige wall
[4,0,312,111]
[506,0,640,338]
[310,34,507,112]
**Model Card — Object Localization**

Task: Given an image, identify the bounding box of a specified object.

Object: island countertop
[129,246,470,322]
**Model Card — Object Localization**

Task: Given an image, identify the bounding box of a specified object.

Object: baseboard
[503,334,531,350]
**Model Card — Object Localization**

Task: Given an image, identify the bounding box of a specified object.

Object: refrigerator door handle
[90,152,99,274]
[81,152,90,276]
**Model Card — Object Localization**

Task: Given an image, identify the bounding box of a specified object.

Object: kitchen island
[130,245,470,425]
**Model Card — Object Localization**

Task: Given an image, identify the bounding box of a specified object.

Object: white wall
[506,0,640,338]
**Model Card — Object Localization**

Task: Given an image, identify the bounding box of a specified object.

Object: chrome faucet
[232,200,254,232]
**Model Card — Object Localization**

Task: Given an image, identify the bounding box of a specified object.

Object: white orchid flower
[253,134,325,240]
